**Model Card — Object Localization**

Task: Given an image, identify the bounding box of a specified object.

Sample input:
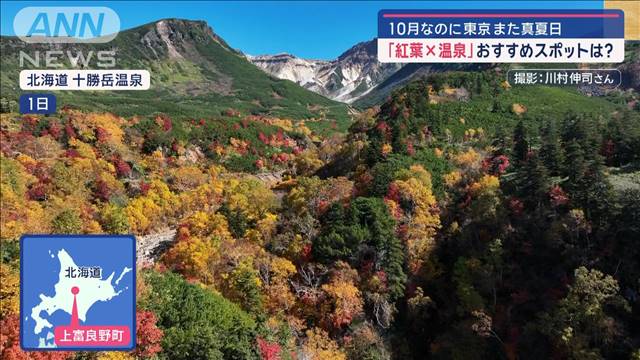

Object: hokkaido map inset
[20,235,135,350]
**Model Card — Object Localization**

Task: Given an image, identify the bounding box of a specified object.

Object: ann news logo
[14,7,120,43]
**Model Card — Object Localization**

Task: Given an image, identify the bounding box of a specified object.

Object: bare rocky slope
[249,39,402,104]
[249,40,640,108]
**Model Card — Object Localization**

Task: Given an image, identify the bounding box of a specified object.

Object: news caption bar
[378,9,625,63]
[19,70,151,90]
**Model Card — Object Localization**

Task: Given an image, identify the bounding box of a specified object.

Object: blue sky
[1,0,604,59]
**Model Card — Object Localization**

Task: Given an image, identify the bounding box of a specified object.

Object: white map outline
[29,249,130,346]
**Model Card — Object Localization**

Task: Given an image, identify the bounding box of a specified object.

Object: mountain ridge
[249,39,402,104]
[0,18,352,131]
[250,39,640,108]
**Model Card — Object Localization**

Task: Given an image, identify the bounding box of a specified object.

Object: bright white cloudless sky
[0,1,604,59]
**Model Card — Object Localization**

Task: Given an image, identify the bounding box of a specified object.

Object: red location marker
[70,286,79,327]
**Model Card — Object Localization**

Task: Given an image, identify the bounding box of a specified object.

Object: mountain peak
[139,18,236,57]
[0,16,350,123]
[337,38,377,61]
[249,53,298,60]
[249,38,401,103]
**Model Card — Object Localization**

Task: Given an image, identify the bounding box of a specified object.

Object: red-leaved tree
[133,310,164,358]
[257,337,281,360]
[0,314,73,360]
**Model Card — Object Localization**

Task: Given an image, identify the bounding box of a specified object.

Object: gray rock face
[136,228,177,265]
[248,39,401,103]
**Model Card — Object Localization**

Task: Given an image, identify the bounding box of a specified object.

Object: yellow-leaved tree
[320,262,364,330]
[126,179,178,234]
[1,155,49,240]
[0,263,20,317]
[302,328,347,360]
[161,211,232,284]
[259,256,297,314]
[390,165,441,274]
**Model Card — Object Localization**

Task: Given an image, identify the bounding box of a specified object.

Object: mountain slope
[249,39,402,104]
[354,63,491,108]
[251,40,640,109]
[249,39,483,106]
[0,19,351,129]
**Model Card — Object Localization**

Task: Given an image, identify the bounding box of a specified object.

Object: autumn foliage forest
[1,70,640,359]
